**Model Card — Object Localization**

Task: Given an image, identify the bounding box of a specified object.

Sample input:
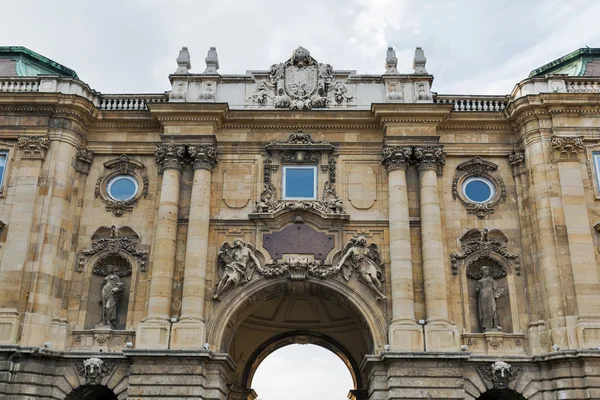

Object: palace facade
[0,44,600,399]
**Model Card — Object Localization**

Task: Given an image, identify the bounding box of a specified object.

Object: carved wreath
[452,157,506,218]
[95,155,149,216]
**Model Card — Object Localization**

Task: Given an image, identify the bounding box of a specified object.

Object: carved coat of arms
[268,46,333,110]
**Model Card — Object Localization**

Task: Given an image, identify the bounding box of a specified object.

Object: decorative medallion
[452,157,506,218]
[95,155,149,216]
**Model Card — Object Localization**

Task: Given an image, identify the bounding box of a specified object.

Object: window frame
[282,165,318,200]
[593,152,600,197]
[0,143,15,198]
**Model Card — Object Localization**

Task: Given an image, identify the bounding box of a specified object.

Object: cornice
[148,102,229,127]
[222,109,377,130]
[371,102,454,125]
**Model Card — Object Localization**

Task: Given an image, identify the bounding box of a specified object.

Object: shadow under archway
[65,385,118,400]
[477,388,526,400]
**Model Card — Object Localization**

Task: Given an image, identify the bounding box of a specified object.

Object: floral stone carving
[76,357,114,385]
[18,136,49,160]
[79,225,148,273]
[477,361,520,389]
[551,135,584,161]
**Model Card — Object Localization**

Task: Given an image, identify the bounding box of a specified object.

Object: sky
[2,0,600,96]
[252,344,353,399]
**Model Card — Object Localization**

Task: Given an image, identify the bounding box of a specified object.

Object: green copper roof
[529,48,600,78]
[0,46,78,78]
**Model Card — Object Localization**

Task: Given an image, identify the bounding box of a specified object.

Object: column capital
[509,151,526,176]
[18,136,50,160]
[188,144,218,171]
[155,144,186,173]
[414,145,446,175]
[382,146,412,172]
[551,136,584,162]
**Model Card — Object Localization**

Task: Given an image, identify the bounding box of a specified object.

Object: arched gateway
[4,45,600,399]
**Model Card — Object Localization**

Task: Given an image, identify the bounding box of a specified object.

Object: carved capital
[18,136,49,160]
[74,148,94,174]
[414,145,446,175]
[188,145,218,171]
[551,136,584,161]
[382,146,412,172]
[155,144,186,173]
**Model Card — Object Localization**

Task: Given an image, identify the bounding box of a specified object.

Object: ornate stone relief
[155,144,186,173]
[452,156,506,218]
[188,144,218,171]
[213,236,386,300]
[450,228,519,276]
[386,82,404,102]
[95,155,149,216]
[509,151,526,176]
[414,146,446,175]
[477,361,520,389]
[75,357,114,385]
[74,148,94,174]
[331,80,354,106]
[78,225,148,273]
[253,131,345,217]
[18,136,49,160]
[551,135,584,161]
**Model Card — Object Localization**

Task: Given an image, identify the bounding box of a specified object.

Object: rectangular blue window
[283,166,317,200]
[594,153,600,194]
[0,152,7,191]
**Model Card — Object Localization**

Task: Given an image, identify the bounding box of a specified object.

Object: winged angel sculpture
[335,236,386,300]
[213,239,263,300]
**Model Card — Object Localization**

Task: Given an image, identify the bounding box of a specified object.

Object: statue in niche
[213,239,263,300]
[476,265,504,332]
[335,236,386,300]
[100,265,124,328]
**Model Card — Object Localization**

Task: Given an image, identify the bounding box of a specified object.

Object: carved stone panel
[263,224,335,261]
[348,164,377,210]
[222,164,252,209]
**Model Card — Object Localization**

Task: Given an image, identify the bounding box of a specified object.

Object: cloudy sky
[2,0,600,96]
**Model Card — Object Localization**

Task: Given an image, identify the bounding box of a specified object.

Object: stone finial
[204,47,219,74]
[174,46,191,74]
[385,46,399,74]
[413,46,427,74]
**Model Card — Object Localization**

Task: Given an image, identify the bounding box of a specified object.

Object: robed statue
[335,236,386,300]
[101,265,124,328]
[476,265,504,331]
[213,239,263,300]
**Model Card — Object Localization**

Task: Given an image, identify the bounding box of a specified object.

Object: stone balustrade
[0,78,40,92]
[566,79,600,93]
[99,94,168,110]
[434,95,507,111]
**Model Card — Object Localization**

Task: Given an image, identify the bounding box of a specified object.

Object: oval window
[462,177,495,203]
[107,175,138,201]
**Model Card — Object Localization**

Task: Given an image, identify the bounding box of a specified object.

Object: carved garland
[452,156,506,218]
[78,225,148,273]
[450,228,519,276]
[95,155,149,216]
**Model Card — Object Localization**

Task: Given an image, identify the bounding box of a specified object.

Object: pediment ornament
[450,228,519,276]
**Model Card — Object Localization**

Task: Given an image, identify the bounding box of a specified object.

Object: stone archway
[64,385,118,400]
[206,277,386,397]
[477,388,526,400]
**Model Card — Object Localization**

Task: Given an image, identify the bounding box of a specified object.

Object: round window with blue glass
[107,175,139,201]
[462,176,495,203]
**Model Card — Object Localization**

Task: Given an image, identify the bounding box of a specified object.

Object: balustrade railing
[99,94,168,110]
[566,80,600,93]
[434,95,507,112]
[0,78,40,92]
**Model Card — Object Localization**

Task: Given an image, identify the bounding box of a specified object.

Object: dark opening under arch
[65,385,118,400]
[477,388,526,400]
